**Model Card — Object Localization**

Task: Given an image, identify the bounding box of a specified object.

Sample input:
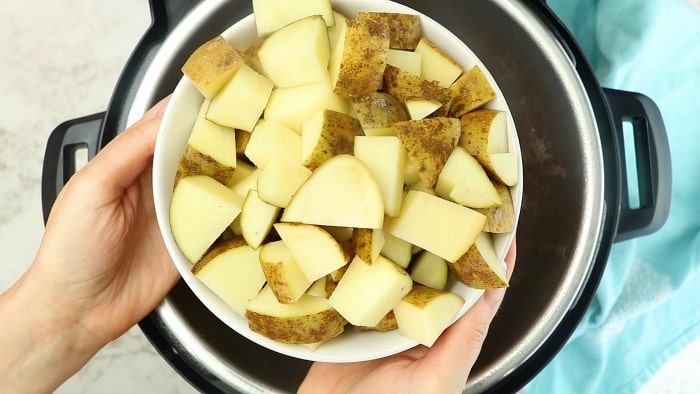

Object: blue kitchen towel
[525,1,700,393]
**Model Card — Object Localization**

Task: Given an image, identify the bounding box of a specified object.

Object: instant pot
[42,0,671,392]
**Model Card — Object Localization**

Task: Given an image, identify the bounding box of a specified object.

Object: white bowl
[153,0,522,363]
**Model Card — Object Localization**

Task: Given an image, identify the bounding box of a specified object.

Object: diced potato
[181,36,245,99]
[354,135,407,216]
[328,11,348,50]
[385,190,485,262]
[380,231,413,268]
[386,49,422,76]
[383,65,453,117]
[393,284,464,347]
[252,0,334,37]
[177,100,237,185]
[264,77,352,133]
[274,223,350,282]
[240,189,280,249]
[192,236,265,316]
[404,98,441,120]
[244,120,302,167]
[352,228,385,265]
[351,92,409,131]
[449,232,509,289]
[410,251,448,290]
[449,65,496,117]
[170,175,244,263]
[258,16,331,87]
[476,181,516,233]
[394,117,460,188]
[328,255,413,327]
[259,240,312,303]
[229,167,261,198]
[302,109,362,170]
[358,12,422,50]
[436,146,501,208]
[257,158,312,208]
[414,37,463,87]
[281,155,385,229]
[207,64,274,131]
[246,286,347,344]
[355,310,398,332]
[330,18,390,97]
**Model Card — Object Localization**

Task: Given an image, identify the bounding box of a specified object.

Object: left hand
[34,97,179,344]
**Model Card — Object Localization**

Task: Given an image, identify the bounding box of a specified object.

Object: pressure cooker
[41,0,671,392]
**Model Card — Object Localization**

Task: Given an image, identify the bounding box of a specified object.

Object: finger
[421,239,517,385]
[75,98,170,199]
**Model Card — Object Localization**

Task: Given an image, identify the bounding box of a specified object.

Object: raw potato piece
[226,159,256,188]
[393,284,465,347]
[240,189,280,249]
[229,167,261,198]
[181,36,244,99]
[282,155,385,229]
[274,223,350,282]
[450,232,509,289]
[177,101,237,185]
[394,117,460,188]
[328,11,348,50]
[245,120,302,167]
[477,181,516,233]
[459,109,509,155]
[386,49,422,76]
[264,77,352,133]
[410,251,448,290]
[487,152,519,187]
[207,64,274,131]
[356,311,398,332]
[302,109,362,170]
[358,12,422,50]
[246,286,347,344]
[449,65,496,117]
[330,18,390,97]
[257,158,312,208]
[257,16,331,88]
[383,65,453,117]
[306,276,328,298]
[405,98,441,120]
[380,231,413,268]
[351,92,409,131]
[192,237,265,316]
[354,136,406,217]
[385,190,486,263]
[414,38,463,87]
[235,129,251,154]
[328,255,413,327]
[170,175,244,263]
[252,0,334,37]
[259,240,311,304]
[436,146,501,208]
[353,228,385,265]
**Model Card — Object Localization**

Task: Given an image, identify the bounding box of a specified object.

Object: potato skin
[181,36,244,98]
[449,66,496,117]
[449,245,509,289]
[303,110,363,171]
[355,310,398,332]
[382,65,453,117]
[358,12,421,50]
[333,18,390,97]
[177,145,237,188]
[394,117,460,188]
[351,92,409,129]
[191,235,248,274]
[246,309,347,344]
[458,109,502,157]
[476,181,515,233]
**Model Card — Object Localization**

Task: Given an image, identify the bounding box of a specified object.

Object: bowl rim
[153,0,523,363]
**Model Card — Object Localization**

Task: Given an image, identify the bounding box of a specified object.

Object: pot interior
[130,0,607,392]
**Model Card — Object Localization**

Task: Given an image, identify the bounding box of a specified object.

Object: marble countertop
[0,1,194,392]
[0,1,696,393]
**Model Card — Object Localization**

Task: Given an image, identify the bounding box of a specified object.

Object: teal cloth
[525,1,700,393]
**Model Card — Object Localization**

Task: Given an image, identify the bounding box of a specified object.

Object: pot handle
[41,113,104,223]
[604,88,672,243]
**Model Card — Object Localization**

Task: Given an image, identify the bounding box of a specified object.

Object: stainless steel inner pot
[42,0,670,392]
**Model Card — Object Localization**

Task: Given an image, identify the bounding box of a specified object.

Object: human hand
[0,98,179,393]
[299,241,516,394]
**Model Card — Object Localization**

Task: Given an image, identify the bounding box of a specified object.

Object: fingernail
[156,97,171,118]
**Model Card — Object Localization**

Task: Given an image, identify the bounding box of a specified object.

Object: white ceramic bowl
[153,0,522,363]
